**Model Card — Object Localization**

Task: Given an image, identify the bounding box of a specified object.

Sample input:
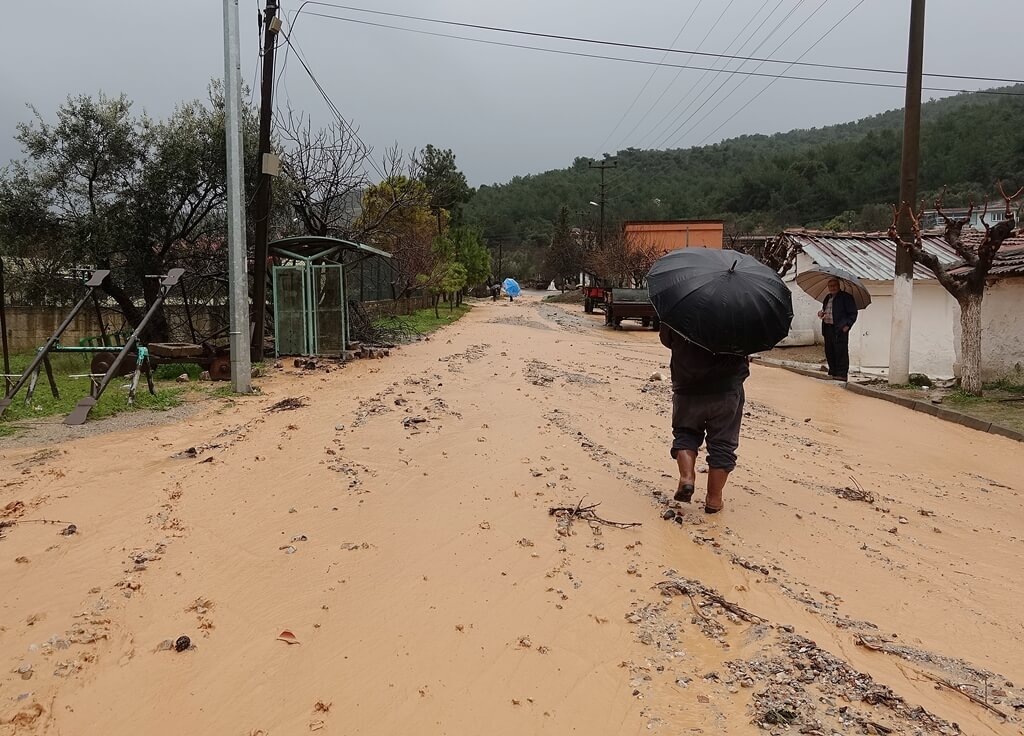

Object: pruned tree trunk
[957,290,983,396]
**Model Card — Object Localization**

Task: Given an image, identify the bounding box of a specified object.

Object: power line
[637,0,795,150]
[657,0,829,150]
[615,0,742,153]
[595,1,868,217]
[593,0,705,158]
[301,1,1024,86]
[302,11,1024,98]
[277,26,390,180]
[696,0,868,146]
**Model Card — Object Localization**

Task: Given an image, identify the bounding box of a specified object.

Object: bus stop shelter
[269,236,392,357]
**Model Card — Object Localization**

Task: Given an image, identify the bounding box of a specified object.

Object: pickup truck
[604,288,660,330]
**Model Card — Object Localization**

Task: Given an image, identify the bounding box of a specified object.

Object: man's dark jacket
[825,290,858,330]
[659,325,749,396]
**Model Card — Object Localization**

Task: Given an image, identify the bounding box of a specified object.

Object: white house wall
[953,279,1024,381]
[780,253,825,347]
[783,251,960,378]
[848,282,958,379]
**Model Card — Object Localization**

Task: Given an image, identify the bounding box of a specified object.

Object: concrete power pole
[252,0,280,361]
[223,0,253,393]
[589,160,617,249]
[889,0,926,386]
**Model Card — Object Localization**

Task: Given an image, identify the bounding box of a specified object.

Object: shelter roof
[269,236,392,262]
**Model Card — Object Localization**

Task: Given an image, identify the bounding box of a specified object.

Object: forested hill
[464,85,1024,244]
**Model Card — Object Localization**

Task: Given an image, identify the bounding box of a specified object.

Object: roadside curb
[753,357,1024,443]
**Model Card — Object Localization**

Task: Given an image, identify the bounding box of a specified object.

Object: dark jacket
[823,290,858,330]
[659,325,749,395]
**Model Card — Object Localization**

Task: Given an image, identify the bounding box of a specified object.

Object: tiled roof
[779,229,958,281]
[949,231,1024,277]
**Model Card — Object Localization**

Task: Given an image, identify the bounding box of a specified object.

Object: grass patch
[374,304,471,336]
[1,352,184,430]
[945,390,984,404]
[986,378,1024,394]
[153,362,204,381]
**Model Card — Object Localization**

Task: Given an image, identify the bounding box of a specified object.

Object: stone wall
[1,305,228,353]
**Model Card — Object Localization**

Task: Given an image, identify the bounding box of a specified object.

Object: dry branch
[921,672,1007,719]
[547,497,642,529]
[656,579,767,624]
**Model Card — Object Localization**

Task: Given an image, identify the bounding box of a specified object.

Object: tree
[890,182,1023,395]
[419,144,472,235]
[545,205,582,291]
[0,87,262,341]
[278,107,372,238]
[586,227,660,288]
[444,225,491,300]
[357,175,437,302]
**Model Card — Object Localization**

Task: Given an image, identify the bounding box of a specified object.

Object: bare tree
[586,228,661,288]
[278,108,371,238]
[889,181,1023,395]
[278,110,429,247]
[724,233,796,276]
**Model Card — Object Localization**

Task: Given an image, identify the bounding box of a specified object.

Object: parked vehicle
[581,285,609,313]
[604,288,660,330]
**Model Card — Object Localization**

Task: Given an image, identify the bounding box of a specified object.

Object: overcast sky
[1,1,1017,186]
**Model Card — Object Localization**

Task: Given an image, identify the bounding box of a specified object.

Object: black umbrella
[647,249,793,355]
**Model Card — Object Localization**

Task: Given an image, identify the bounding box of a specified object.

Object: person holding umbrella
[648,250,793,514]
[817,278,859,381]
[795,267,870,383]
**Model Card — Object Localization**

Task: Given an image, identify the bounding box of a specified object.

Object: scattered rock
[908,373,933,387]
[176,373,190,383]
[648,372,667,382]
[59,524,77,536]
[174,636,191,652]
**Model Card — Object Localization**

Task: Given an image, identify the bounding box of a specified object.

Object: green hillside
[465,85,1024,250]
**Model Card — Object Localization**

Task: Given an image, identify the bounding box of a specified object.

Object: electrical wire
[696,0,869,146]
[593,0,705,157]
[301,1,1024,86]
[636,0,793,151]
[656,0,829,150]
[614,0,741,154]
[302,11,1024,98]
[277,26,389,180]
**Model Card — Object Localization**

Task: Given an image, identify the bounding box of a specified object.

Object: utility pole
[252,0,280,361]
[589,160,617,248]
[0,258,10,391]
[889,0,925,386]
[223,0,252,392]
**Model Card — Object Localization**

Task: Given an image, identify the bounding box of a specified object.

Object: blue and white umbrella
[502,278,521,297]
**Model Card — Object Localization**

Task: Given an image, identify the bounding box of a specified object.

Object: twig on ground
[687,593,714,626]
[655,579,767,624]
[836,475,876,503]
[0,518,76,540]
[920,672,1007,719]
[548,497,641,529]
[267,396,308,413]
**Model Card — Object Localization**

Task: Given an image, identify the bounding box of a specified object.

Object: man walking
[660,324,750,514]
[817,278,858,381]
